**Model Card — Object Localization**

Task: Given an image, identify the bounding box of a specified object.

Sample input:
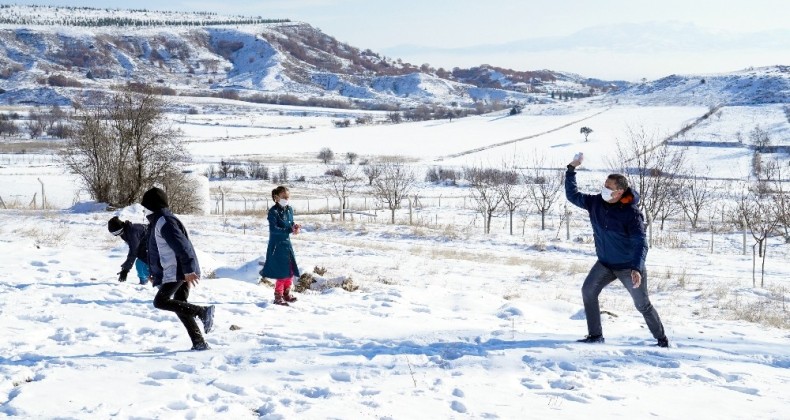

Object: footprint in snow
[166,401,190,410]
[359,389,380,396]
[722,385,760,395]
[30,261,47,267]
[558,361,579,372]
[549,379,583,391]
[539,391,590,404]
[100,321,125,329]
[298,386,330,399]
[212,381,247,396]
[705,367,741,382]
[330,371,352,382]
[412,305,431,313]
[452,388,464,398]
[450,400,467,413]
[521,378,544,390]
[688,374,715,383]
[173,364,196,374]
[148,371,181,380]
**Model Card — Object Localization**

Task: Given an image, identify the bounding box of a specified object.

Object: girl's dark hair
[272,186,289,200]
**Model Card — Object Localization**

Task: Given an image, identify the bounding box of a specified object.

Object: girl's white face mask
[600,187,615,201]
[279,199,289,207]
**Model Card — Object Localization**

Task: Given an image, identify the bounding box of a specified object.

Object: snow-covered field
[1,99,789,418]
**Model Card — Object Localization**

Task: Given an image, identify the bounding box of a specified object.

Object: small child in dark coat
[260,186,301,306]
[108,216,150,284]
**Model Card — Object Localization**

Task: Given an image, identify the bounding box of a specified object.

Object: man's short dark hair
[607,174,629,191]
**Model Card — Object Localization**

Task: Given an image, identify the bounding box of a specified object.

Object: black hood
[141,187,168,211]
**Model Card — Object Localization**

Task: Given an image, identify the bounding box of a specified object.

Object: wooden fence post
[406,197,412,226]
[218,186,225,215]
[37,178,46,209]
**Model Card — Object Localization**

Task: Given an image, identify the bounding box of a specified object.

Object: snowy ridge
[0,4,283,26]
[0,5,620,108]
[0,23,546,108]
[610,66,790,106]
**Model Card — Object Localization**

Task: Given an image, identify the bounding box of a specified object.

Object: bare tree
[0,120,19,138]
[770,165,790,243]
[749,125,771,152]
[325,165,361,220]
[734,186,780,287]
[346,152,358,164]
[655,182,684,230]
[525,158,563,230]
[61,89,188,208]
[371,160,415,223]
[679,173,713,229]
[62,105,114,203]
[580,126,593,142]
[25,110,46,139]
[317,147,334,164]
[362,164,381,186]
[105,90,185,206]
[497,164,527,235]
[466,166,504,234]
[610,126,687,231]
[161,171,203,214]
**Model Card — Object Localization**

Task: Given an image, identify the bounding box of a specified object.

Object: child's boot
[283,287,297,303]
[273,292,288,306]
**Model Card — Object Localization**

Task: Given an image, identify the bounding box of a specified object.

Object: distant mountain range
[384,22,790,56]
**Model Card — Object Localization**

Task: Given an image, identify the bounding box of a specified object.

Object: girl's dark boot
[273,292,288,306]
[283,288,297,303]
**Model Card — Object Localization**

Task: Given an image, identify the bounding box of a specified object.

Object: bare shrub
[160,171,203,214]
[425,167,461,185]
[610,126,686,231]
[317,147,334,164]
[465,166,504,234]
[294,273,315,293]
[372,160,415,223]
[246,161,269,180]
[60,89,189,208]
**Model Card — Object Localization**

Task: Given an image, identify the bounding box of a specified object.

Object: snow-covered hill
[609,66,790,106]
[0,5,605,110]
[0,5,787,109]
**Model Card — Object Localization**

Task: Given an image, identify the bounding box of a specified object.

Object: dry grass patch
[14,225,69,248]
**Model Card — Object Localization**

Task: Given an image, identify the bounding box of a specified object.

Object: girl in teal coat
[260,186,301,305]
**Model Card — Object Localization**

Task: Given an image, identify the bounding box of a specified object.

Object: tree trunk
[752,244,758,287]
[761,240,768,288]
[509,210,514,235]
[390,208,395,224]
[540,211,546,230]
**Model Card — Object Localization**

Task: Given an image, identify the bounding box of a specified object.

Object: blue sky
[9,0,790,80]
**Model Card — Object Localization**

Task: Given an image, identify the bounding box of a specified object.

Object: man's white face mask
[600,186,615,201]
[143,208,153,216]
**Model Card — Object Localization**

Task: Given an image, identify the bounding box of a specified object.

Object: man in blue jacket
[143,187,215,351]
[565,153,669,348]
